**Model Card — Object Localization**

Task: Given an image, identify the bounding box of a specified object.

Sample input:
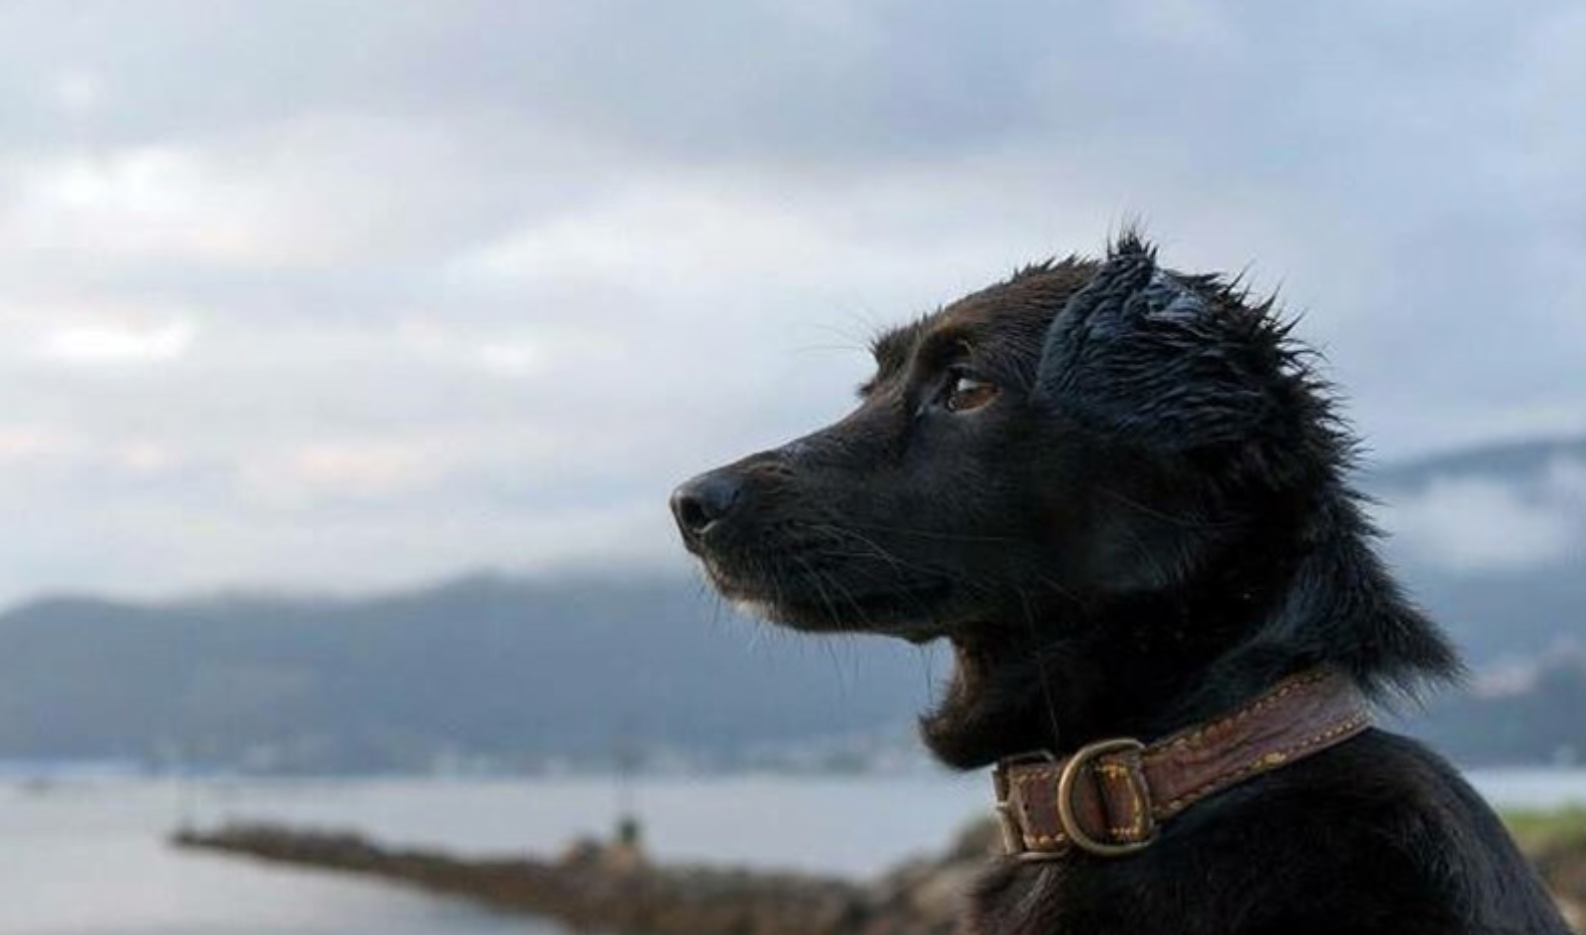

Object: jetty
[173,813,1586,934]
[173,821,988,935]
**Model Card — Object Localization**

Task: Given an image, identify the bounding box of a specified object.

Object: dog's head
[672,235,1433,765]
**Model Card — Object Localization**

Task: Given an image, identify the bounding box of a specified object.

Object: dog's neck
[926,490,1458,769]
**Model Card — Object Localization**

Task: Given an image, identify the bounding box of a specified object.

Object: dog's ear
[1036,233,1291,456]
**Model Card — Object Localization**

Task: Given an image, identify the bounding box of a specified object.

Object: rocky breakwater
[172,820,994,935]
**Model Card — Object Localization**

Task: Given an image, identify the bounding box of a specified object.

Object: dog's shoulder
[967,730,1570,935]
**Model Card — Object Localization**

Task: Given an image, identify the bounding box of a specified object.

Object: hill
[0,575,934,772]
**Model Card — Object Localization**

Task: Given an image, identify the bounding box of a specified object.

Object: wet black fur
[673,234,1570,934]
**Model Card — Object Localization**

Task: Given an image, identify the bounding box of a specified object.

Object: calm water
[1,769,1581,935]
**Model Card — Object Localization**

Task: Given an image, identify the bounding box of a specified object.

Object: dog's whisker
[803,522,938,580]
[840,521,1025,544]
[798,525,981,628]
[1015,587,1064,751]
[1097,486,1241,531]
[816,635,851,698]
[794,554,851,634]
[814,561,884,633]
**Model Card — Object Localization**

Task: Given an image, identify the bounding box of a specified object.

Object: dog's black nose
[670,471,743,539]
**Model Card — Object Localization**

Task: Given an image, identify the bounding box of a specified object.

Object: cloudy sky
[0,1,1581,604]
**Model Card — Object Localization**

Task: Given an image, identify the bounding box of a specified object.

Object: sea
[1,769,1582,935]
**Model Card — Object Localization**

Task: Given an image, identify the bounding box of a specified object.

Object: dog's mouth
[696,546,1039,766]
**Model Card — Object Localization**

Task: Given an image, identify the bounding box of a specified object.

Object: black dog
[671,235,1570,935]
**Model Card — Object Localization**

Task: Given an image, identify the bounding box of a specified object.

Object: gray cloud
[1376,456,1586,573]
[0,0,1581,603]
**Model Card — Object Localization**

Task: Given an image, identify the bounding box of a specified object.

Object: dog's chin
[702,562,954,645]
[733,591,953,645]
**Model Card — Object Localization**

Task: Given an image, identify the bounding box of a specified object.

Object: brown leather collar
[992,668,1371,860]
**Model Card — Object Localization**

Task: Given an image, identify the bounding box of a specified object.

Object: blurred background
[0,2,1582,933]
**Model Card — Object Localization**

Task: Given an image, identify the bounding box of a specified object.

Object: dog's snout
[670,470,744,541]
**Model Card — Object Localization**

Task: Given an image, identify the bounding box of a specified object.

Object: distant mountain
[0,575,936,773]
[1411,656,1586,766]
[0,435,1581,772]
[1367,436,1586,489]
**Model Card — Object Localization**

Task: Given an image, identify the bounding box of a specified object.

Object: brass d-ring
[1055,737,1157,857]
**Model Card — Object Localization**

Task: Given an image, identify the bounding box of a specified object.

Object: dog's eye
[943,371,999,413]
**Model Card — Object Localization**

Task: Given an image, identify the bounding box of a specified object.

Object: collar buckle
[1057,737,1157,857]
